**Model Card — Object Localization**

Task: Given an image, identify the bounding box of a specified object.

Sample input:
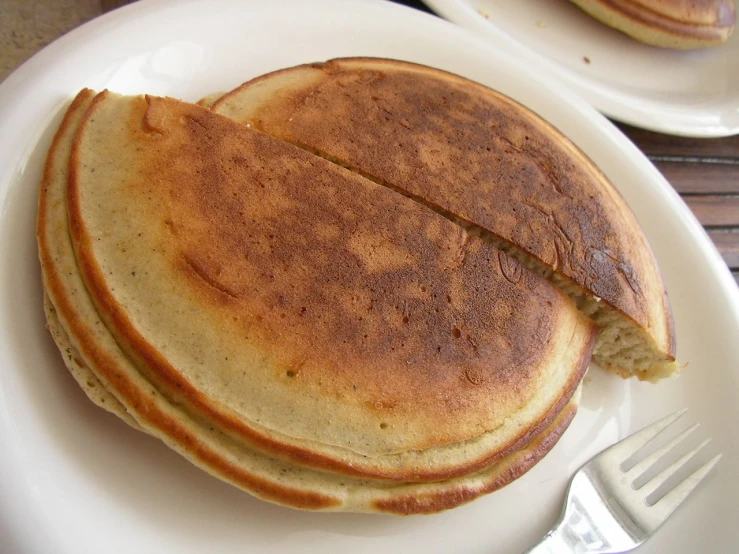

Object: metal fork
[525,409,721,553]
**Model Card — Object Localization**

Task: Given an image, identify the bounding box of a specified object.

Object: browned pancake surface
[212,58,674,360]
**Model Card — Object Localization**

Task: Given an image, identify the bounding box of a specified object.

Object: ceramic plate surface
[424,0,739,137]
[1,1,738,552]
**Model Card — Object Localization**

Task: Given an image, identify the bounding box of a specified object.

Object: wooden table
[2,0,737,283]
[612,122,739,285]
[393,0,739,286]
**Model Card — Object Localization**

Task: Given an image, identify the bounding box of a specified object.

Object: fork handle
[523,524,574,553]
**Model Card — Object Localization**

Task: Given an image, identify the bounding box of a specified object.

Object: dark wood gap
[680,193,739,199]
[615,122,739,159]
[650,156,739,165]
[679,192,739,198]
[683,196,739,227]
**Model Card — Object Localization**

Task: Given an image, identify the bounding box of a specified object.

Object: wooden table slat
[683,196,739,228]
[616,123,739,160]
[653,160,739,195]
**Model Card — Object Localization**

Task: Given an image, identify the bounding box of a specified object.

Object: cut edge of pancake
[462,225,680,382]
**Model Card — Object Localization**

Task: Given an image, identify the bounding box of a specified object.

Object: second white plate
[424,0,739,137]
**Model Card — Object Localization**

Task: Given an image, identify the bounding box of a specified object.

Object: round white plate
[424,0,739,137]
[1,0,738,552]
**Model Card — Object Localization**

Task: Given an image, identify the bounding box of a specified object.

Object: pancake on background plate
[567,0,735,49]
[211,57,680,382]
[37,88,594,512]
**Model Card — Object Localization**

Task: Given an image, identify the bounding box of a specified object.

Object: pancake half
[37,89,590,513]
[568,0,735,49]
[64,91,595,480]
[210,57,678,382]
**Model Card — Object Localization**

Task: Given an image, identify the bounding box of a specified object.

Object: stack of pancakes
[37,58,678,514]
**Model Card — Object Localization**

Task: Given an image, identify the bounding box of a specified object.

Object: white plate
[424,0,739,137]
[1,0,738,552]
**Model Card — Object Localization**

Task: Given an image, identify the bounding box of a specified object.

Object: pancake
[65,91,594,480]
[37,89,589,513]
[568,0,735,49]
[43,291,142,431]
[210,57,678,382]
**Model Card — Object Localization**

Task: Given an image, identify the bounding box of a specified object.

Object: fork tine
[638,438,711,498]
[649,454,721,522]
[603,408,687,463]
[625,423,699,480]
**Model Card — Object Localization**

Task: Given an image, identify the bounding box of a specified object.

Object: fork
[525,409,721,553]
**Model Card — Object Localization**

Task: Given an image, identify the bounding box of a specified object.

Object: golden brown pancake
[65,91,595,480]
[568,0,735,48]
[210,57,678,382]
[37,89,589,513]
